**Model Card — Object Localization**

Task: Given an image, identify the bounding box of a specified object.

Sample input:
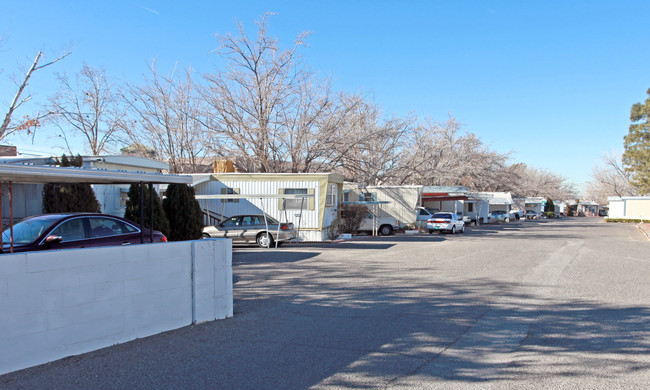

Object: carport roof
[0,163,192,184]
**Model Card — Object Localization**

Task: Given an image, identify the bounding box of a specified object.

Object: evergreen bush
[42,154,101,213]
[163,183,204,241]
[124,183,171,237]
[544,198,555,213]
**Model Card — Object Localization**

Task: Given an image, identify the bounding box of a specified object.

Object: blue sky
[2,1,650,193]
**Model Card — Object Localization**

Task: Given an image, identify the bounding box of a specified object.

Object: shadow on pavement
[1,217,647,389]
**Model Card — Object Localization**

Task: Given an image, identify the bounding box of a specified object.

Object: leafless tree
[49,64,125,155]
[1,50,71,141]
[585,152,638,204]
[396,116,510,187]
[203,14,326,173]
[336,97,414,185]
[123,63,211,173]
[507,164,576,200]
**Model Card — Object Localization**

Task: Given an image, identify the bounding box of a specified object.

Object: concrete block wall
[192,239,233,323]
[0,239,232,376]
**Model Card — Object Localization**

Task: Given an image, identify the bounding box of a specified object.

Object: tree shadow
[2,231,648,389]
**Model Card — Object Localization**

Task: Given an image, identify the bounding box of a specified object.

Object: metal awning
[195,194,313,200]
[341,201,389,205]
[0,164,192,184]
[421,192,468,202]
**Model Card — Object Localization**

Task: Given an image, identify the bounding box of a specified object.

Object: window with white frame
[361,192,377,202]
[284,188,309,209]
[343,191,350,202]
[326,184,337,206]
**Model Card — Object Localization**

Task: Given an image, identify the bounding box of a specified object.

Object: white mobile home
[342,184,421,227]
[342,184,490,227]
[470,192,514,223]
[607,196,650,220]
[192,173,344,242]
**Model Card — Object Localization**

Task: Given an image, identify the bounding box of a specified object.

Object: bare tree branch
[1,50,71,140]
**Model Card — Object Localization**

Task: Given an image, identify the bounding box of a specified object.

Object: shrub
[605,218,650,223]
[339,204,367,234]
[124,183,170,237]
[326,219,339,241]
[566,206,575,217]
[543,211,556,219]
[163,183,204,241]
[42,154,101,213]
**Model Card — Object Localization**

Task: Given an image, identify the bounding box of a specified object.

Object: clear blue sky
[2,1,650,194]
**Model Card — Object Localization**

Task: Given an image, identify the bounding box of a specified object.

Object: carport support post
[0,182,2,248]
[9,181,13,253]
[140,181,144,244]
[149,182,154,243]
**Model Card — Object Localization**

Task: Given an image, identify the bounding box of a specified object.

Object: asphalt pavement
[1,218,649,389]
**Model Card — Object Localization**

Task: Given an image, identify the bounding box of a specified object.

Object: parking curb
[637,223,650,241]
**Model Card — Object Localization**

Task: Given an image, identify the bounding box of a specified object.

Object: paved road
[1,218,649,389]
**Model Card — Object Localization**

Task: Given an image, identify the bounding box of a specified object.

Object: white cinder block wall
[0,239,233,376]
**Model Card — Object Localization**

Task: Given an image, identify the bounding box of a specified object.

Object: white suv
[357,211,399,235]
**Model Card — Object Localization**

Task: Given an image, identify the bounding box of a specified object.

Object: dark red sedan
[0,213,167,253]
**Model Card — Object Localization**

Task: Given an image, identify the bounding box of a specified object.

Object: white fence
[0,239,233,375]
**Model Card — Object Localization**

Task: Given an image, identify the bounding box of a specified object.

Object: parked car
[525,210,539,220]
[511,210,526,220]
[415,207,440,227]
[457,212,477,226]
[427,212,465,234]
[0,213,167,253]
[202,214,296,248]
[488,210,513,223]
[357,211,399,236]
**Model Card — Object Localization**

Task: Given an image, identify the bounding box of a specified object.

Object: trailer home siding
[192,173,343,242]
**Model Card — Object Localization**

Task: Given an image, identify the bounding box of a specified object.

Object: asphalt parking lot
[2,218,649,389]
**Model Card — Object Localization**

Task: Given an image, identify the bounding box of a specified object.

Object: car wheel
[256,233,274,248]
[202,233,210,239]
[379,225,393,236]
[504,217,510,223]
[451,226,456,234]
[460,225,465,233]
[428,229,433,234]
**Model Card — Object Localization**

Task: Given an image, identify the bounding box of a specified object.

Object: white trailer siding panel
[192,173,343,242]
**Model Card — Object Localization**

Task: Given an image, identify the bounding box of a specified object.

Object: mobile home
[192,173,344,242]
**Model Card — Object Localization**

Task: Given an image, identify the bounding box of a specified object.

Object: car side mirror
[45,235,63,244]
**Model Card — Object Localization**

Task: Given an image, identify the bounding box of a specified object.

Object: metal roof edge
[0,163,191,184]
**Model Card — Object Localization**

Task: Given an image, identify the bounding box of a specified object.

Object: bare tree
[396,117,509,187]
[507,164,576,200]
[49,64,125,155]
[585,152,638,204]
[1,50,70,141]
[203,14,320,172]
[123,63,211,173]
[336,97,414,185]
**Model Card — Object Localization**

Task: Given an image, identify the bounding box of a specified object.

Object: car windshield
[433,213,452,219]
[1,215,61,245]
